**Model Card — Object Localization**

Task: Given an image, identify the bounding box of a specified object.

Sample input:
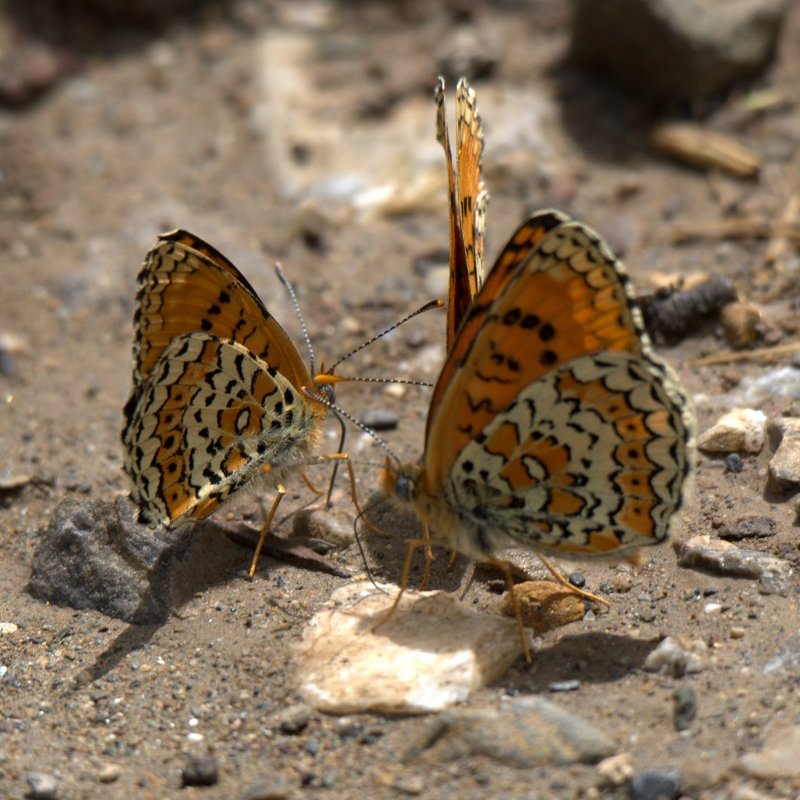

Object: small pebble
[724,453,744,473]
[672,685,697,731]
[568,572,586,588]
[628,767,681,800]
[181,755,219,787]
[596,752,635,787]
[25,772,58,800]
[240,777,291,800]
[269,703,312,734]
[704,602,722,614]
[729,627,746,639]
[96,764,121,784]
[611,574,633,593]
[392,774,425,796]
[548,679,581,692]
[639,608,656,623]
[0,622,19,634]
[359,408,399,431]
[292,508,354,549]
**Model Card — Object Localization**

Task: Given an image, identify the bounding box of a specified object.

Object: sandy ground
[2,1,800,798]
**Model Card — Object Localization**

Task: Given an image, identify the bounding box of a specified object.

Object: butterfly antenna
[326,299,444,374]
[275,263,316,376]
[303,386,402,464]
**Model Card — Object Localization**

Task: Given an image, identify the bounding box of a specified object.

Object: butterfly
[121,230,338,575]
[382,211,693,591]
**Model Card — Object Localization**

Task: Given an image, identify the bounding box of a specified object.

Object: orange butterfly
[382,208,693,592]
[121,230,341,575]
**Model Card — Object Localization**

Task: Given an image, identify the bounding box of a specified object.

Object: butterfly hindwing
[124,332,324,527]
[444,351,690,557]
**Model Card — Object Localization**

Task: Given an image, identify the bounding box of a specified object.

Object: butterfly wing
[123,332,325,528]
[436,77,488,350]
[427,209,571,442]
[423,218,692,553]
[130,230,312,393]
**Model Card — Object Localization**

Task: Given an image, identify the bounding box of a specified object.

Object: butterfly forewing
[131,230,313,393]
[426,209,571,444]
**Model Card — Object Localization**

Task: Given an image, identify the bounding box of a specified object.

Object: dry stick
[669,218,800,244]
[691,341,800,367]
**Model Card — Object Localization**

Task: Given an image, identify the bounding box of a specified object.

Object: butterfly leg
[417,525,434,591]
[486,556,532,664]
[536,555,611,609]
[374,535,427,630]
[248,484,286,578]
[300,471,325,496]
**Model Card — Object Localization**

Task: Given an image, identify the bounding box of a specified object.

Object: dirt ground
[2,1,800,798]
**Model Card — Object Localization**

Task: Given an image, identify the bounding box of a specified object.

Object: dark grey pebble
[26,497,182,625]
[359,408,400,431]
[672,685,696,731]
[568,572,586,589]
[719,516,776,541]
[724,453,744,473]
[25,771,58,800]
[628,767,681,800]
[181,755,219,787]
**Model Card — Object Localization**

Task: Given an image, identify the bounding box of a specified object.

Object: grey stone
[25,771,58,800]
[672,684,697,731]
[674,535,793,596]
[719,516,776,541]
[628,767,681,800]
[571,0,789,102]
[763,628,800,675]
[27,497,183,624]
[181,755,219,787]
[402,696,617,768]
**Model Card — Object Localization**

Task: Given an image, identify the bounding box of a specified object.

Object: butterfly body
[122,230,330,531]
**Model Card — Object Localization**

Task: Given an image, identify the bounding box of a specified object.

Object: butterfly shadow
[503,630,660,693]
[358,492,473,595]
[72,503,349,685]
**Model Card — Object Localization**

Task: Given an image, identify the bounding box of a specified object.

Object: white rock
[697,408,766,454]
[294,582,526,714]
[768,417,800,490]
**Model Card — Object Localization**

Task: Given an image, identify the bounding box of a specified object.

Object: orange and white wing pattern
[124,332,324,527]
[390,214,693,563]
[435,77,488,350]
[122,231,325,529]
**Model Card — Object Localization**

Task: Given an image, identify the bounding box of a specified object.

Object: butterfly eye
[318,383,335,405]
[394,471,416,503]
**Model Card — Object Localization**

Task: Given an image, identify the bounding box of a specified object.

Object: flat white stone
[697,408,766,454]
[294,582,527,714]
